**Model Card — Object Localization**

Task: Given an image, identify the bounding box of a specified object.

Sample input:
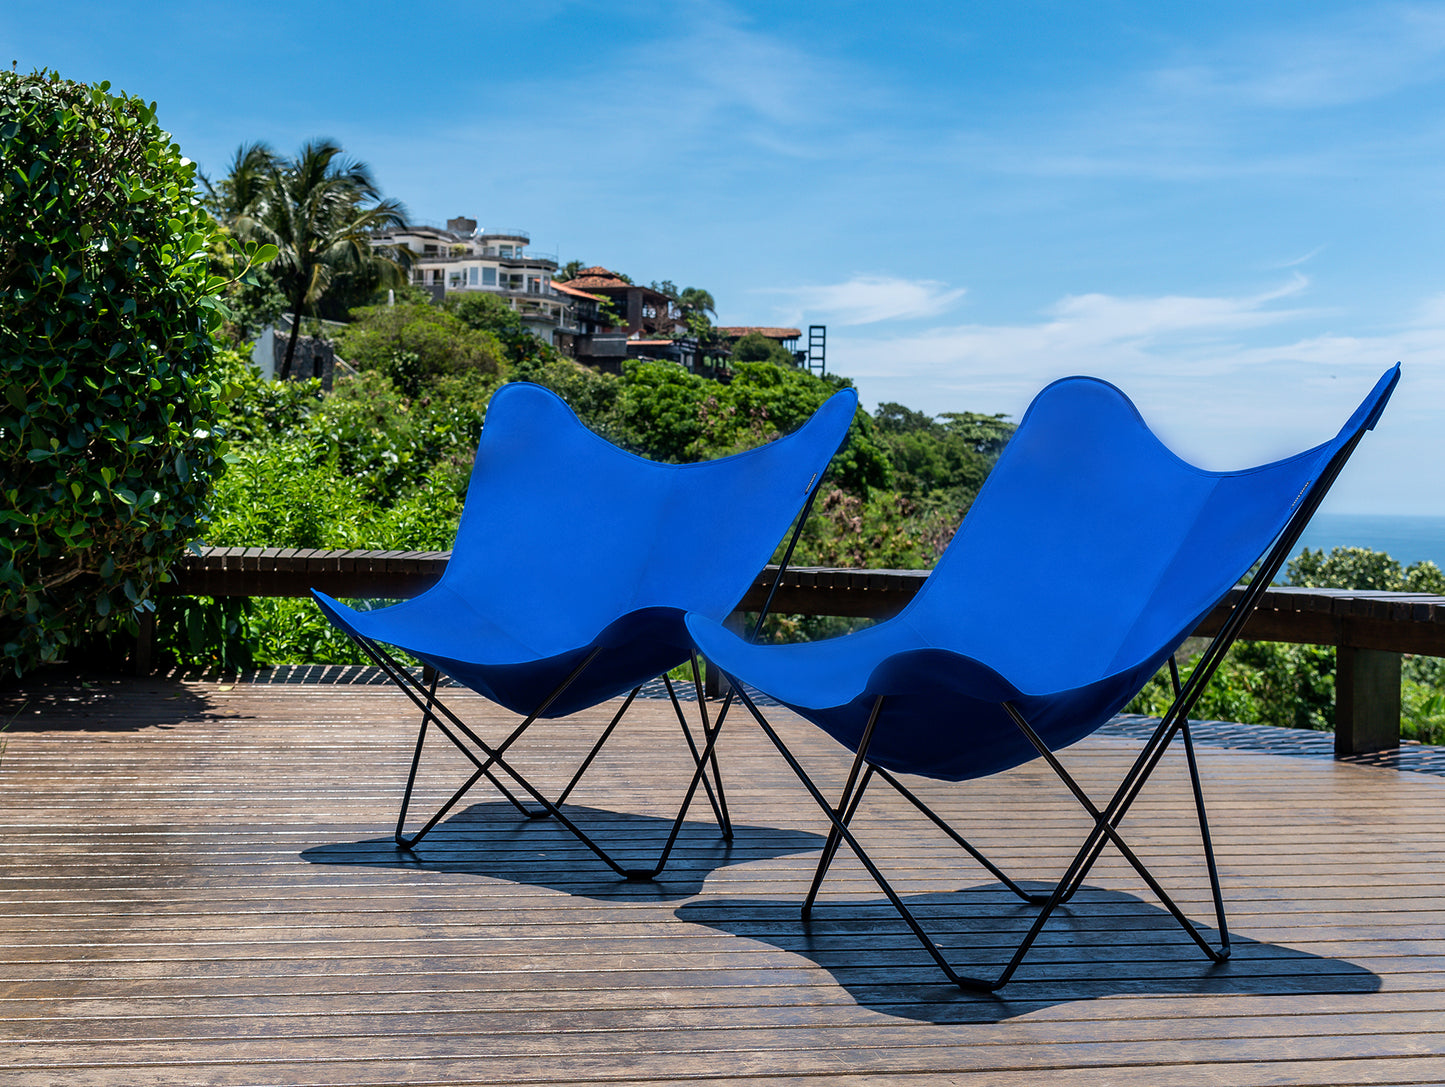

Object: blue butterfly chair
[687,366,1399,990]
[313,381,857,878]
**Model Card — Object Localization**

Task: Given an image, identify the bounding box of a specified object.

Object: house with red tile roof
[559,267,680,339]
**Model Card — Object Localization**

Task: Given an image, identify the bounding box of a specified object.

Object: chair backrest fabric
[443,381,858,652]
[900,366,1400,696]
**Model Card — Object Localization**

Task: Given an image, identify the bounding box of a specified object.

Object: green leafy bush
[0,70,232,675]
[730,330,796,367]
[443,291,542,367]
[1129,641,1336,731]
[333,303,504,398]
[1287,545,1445,594]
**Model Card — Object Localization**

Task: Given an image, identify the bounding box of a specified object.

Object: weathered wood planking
[2,675,1445,1084]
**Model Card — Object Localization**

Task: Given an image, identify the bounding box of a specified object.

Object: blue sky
[6,1,1445,513]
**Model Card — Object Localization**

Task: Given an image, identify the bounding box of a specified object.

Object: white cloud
[933,6,1445,185]
[825,277,1441,506]
[763,275,968,327]
[835,276,1313,389]
[1273,245,1327,270]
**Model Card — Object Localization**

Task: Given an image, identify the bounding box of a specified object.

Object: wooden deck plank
[2,676,1445,1084]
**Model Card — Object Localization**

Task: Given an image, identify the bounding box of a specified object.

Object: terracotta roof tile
[566,266,633,290]
[550,280,604,301]
[717,326,803,340]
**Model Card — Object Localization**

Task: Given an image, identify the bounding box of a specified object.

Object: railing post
[130,608,157,676]
[1335,646,1401,755]
[703,613,748,699]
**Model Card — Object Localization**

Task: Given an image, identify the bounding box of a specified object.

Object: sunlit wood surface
[3,672,1445,1086]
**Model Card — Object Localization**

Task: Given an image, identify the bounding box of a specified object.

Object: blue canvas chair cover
[313,381,857,878]
[687,365,1399,990]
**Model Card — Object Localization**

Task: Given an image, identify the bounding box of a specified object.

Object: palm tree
[201,142,278,223]
[678,287,716,321]
[676,286,718,346]
[235,140,409,378]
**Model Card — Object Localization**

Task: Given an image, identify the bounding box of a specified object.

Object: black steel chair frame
[718,421,1369,990]
[335,480,823,880]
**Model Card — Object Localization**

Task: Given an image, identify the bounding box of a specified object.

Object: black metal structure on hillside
[806,325,826,376]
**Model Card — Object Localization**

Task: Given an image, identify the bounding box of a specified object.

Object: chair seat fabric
[314,380,858,719]
[687,367,1401,782]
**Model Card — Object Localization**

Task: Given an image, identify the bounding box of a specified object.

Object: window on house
[482,267,496,286]
[469,267,478,286]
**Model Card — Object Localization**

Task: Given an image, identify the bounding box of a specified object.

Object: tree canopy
[217,140,409,378]
[332,303,504,398]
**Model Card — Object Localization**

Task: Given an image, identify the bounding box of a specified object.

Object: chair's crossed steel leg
[732,683,1229,992]
[396,666,534,843]
[1000,703,1230,967]
[351,632,732,879]
[799,692,1046,912]
[542,652,732,838]
[657,655,732,837]
[803,690,878,913]
[546,684,643,814]
[1049,663,1230,942]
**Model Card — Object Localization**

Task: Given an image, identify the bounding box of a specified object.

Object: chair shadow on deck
[301,800,827,901]
[674,884,1382,1022]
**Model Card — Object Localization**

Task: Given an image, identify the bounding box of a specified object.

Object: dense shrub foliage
[0,71,234,675]
[333,303,504,398]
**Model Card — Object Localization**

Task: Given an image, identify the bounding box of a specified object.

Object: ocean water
[1292,513,1445,570]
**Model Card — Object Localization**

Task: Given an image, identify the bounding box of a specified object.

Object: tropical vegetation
[0,70,268,675]
[1127,547,1445,743]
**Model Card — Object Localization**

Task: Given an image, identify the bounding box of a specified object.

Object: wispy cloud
[936,5,1445,184]
[1273,245,1327,270]
[1150,5,1445,112]
[825,275,1433,474]
[484,1,882,165]
[763,275,968,327]
[837,276,1313,387]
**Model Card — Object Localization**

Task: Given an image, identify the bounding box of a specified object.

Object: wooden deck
[4,673,1445,1085]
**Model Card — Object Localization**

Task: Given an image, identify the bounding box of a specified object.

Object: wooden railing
[158,546,1445,757]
